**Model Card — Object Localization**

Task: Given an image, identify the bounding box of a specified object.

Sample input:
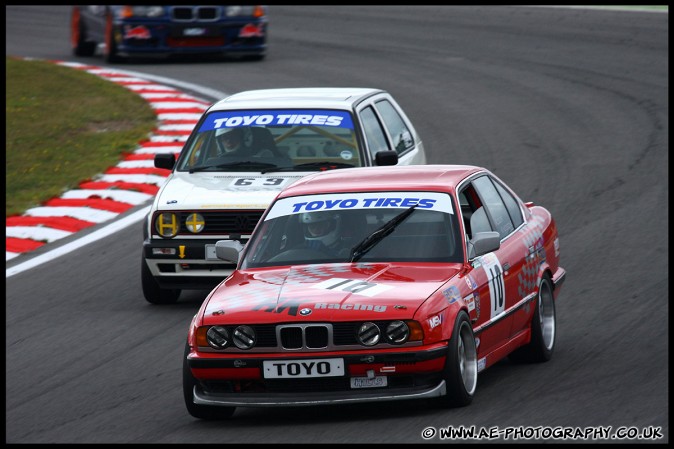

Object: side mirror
[215,240,244,263]
[154,153,176,170]
[374,150,398,166]
[467,231,501,259]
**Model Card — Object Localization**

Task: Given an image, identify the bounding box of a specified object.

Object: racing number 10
[489,265,504,315]
[482,256,505,318]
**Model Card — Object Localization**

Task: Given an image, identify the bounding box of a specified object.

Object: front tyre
[71,7,96,56]
[510,274,556,363]
[183,343,236,420]
[438,311,477,408]
[141,255,180,304]
[104,12,125,63]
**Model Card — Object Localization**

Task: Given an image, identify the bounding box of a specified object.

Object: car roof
[277,164,485,198]
[209,87,385,111]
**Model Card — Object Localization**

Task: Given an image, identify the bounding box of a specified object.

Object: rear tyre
[510,274,556,363]
[438,311,477,408]
[183,343,236,420]
[141,256,180,304]
[71,8,96,57]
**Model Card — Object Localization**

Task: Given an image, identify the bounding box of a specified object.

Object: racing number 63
[233,178,285,187]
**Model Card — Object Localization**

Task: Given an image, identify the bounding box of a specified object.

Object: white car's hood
[155,171,310,210]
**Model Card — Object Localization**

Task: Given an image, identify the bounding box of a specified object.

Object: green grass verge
[5,57,158,218]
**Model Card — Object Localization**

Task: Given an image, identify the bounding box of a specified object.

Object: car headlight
[356,322,381,346]
[226,5,266,17]
[206,326,231,349]
[385,320,410,344]
[233,325,256,349]
[119,6,165,18]
[185,213,205,234]
[155,212,179,238]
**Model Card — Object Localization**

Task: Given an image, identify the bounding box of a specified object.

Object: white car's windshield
[241,192,464,268]
[177,109,363,172]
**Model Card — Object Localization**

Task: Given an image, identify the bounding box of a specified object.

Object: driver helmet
[300,211,342,247]
[220,127,252,152]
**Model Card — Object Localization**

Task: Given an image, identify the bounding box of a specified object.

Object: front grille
[154,210,264,236]
[279,324,330,350]
[171,6,220,22]
[198,321,419,353]
[280,327,302,349]
[305,326,329,349]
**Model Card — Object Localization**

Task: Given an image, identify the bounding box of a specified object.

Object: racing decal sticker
[124,25,151,39]
[229,177,291,190]
[314,302,387,312]
[311,277,393,297]
[428,314,442,329]
[480,253,505,318]
[463,293,476,312]
[253,299,304,316]
[266,192,454,220]
[443,285,461,304]
[340,150,353,160]
[518,214,545,300]
[477,357,486,372]
[474,292,481,319]
[239,23,265,38]
[464,274,477,291]
[199,109,354,131]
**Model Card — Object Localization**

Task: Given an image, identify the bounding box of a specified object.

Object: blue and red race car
[71,5,267,63]
[182,164,566,419]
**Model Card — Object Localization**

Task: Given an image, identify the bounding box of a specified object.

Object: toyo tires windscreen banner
[198,110,355,131]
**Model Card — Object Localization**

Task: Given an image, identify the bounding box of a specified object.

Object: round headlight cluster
[357,322,381,346]
[206,325,257,350]
[356,321,411,346]
[206,326,230,349]
[154,212,206,238]
[185,213,205,234]
[385,321,410,344]
[232,325,256,350]
[155,212,179,238]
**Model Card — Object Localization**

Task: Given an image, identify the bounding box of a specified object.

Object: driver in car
[300,211,346,257]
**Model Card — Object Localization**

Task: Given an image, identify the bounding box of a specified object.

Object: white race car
[141,87,427,304]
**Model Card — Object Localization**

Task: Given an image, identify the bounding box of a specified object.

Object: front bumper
[143,237,242,290]
[188,346,449,407]
[114,22,266,56]
[193,380,447,407]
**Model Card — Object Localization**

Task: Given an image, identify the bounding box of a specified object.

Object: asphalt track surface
[5,6,668,444]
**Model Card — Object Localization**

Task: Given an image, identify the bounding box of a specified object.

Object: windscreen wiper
[189,160,279,173]
[261,161,355,173]
[349,205,418,262]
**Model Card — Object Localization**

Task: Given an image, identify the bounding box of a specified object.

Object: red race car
[183,164,566,419]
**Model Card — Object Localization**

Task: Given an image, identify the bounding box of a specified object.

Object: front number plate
[263,358,344,379]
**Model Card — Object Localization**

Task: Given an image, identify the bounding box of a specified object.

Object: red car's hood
[201,263,461,325]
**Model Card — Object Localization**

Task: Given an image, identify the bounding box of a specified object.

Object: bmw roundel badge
[299,308,312,316]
